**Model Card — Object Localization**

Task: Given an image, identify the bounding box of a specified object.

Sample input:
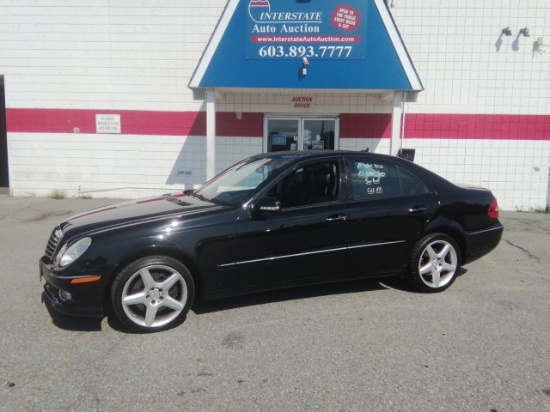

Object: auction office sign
[246,0,367,60]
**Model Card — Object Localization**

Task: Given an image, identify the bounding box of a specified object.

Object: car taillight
[488,197,499,219]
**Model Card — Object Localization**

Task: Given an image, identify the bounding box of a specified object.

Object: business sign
[291,96,314,109]
[95,114,121,134]
[246,0,366,60]
[190,0,423,91]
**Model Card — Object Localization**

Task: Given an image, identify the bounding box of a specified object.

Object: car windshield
[194,156,293,205]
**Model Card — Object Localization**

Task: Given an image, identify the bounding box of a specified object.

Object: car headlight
[57,237,92,268]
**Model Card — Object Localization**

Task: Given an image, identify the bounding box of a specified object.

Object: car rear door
[344,155,439,277]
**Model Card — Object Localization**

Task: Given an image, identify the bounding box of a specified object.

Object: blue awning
[190,0,423,91]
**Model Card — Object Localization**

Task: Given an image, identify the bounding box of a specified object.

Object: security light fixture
[519,27,530,37]
[301,57,309,76]
[501,27,512,36]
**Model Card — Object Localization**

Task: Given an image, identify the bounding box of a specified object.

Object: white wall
[9,133,201,198]
[392,0,549,115]
[7,90,392,197]
[408,138,549,211]
[391,0,550,210]
[2,1,549,209]
[2,0,224,197]
[0,0,225,111]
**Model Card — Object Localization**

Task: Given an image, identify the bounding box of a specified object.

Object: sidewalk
[0,196,120,227]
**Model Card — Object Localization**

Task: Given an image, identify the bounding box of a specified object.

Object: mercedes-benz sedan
[40,151,503,332]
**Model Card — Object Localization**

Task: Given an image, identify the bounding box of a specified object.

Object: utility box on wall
[397,148,415,162]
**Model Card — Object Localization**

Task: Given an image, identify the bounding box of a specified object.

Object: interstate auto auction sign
[246,0,366,60]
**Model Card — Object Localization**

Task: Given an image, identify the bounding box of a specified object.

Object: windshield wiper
[188,191,210,202]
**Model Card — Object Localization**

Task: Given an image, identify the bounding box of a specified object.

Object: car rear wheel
[111,256,194,333]
[409,233,461,293]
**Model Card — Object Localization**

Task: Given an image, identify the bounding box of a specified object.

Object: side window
[399,167,431,195]
[348,159,400,200]
[267,161,339,208]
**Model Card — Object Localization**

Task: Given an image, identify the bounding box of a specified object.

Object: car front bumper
[40,258,105,318]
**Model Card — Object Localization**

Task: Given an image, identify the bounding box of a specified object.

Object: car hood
[60,193,223,238]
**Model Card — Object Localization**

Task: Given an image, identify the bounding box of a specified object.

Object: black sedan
[40,151,503,333]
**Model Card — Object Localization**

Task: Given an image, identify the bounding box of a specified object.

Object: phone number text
[257,45,354,59]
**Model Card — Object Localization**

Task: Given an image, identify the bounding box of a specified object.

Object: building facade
[0,0,548,210]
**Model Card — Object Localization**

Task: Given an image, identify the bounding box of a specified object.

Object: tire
[111,256,194,333]
[409,233,461,293]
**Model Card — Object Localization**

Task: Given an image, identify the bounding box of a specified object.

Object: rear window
[399,167,430,195]
[348,159,401,200]
[347,159,431,201]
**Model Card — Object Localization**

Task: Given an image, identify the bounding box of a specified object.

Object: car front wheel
[409,233,461,293]
[111,256,194,333]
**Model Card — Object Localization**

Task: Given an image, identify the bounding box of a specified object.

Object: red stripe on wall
[5,109,263,137]
[216,112,263,137]
[405,114,550,140]
[340,113,392,138]
[5,109,550,140]
[6,108,206,136]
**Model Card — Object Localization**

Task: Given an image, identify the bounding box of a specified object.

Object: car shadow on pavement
[42,270,469,333]
[193,267,469,316]
[105,278,402,333]
[42,292,103,332]
[380,267,468,291]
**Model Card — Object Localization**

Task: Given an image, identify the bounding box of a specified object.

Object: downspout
[401,96,407,152]
[390,91,404,155]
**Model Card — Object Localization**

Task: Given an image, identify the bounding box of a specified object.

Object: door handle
[325,214,348,223]
[409,205,427,214]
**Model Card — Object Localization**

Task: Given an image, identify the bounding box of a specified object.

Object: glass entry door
[265,117,338,153]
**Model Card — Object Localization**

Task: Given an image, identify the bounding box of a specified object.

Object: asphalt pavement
[0,196,549,412]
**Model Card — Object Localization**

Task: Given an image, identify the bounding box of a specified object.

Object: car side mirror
[250,196,281,219]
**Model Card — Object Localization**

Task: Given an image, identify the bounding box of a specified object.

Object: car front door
[218,158,349,291]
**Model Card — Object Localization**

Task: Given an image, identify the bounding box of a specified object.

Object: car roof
[250,150,410,164]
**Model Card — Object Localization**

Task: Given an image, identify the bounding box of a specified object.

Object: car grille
[45,226,63,260]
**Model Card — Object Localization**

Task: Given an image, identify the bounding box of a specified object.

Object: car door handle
[409,205,427,214]
[325,214,348,223]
